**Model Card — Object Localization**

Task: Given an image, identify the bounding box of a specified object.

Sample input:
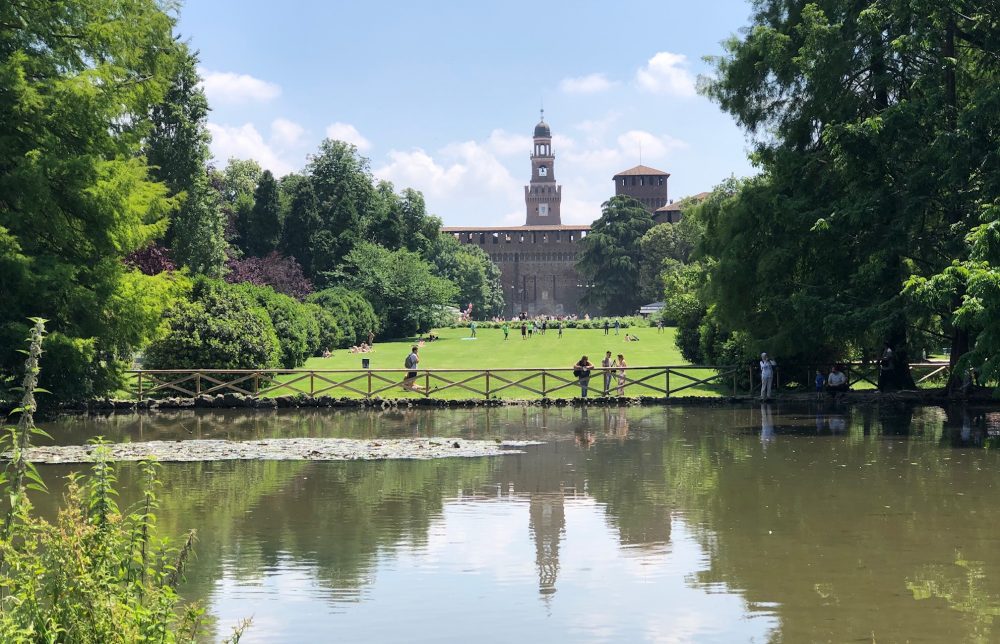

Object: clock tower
[524,111,562,225]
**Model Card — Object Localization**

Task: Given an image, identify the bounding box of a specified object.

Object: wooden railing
[128,365,740,400]
[752,362,951,391]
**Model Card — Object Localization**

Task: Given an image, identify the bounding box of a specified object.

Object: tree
[281,177,321,275]
[246,170,282,256]
[221,158,262,247]
[307,287,380,347]
[171,173,228,278]
[428,234,504,319]
[225,252,313,300]
[308,140,375,273]
[577,196,654,315]
[701,1,1000,388]
[638,223,696,302]
[0,0,181,399]
[337,242,458,338]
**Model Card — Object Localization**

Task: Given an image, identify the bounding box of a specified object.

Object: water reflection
[32,404,1000,642]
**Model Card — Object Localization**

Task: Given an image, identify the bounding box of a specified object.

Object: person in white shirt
[759,352,776,399]
[826,365,849,393]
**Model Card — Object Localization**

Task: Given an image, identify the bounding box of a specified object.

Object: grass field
[269,326,728,399]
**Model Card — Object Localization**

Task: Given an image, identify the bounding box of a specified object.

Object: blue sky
[178,0,758,226]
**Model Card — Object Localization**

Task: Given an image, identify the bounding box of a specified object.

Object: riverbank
[8,437,544,464]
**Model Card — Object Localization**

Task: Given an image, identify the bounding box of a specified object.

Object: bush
[306,287,379,347]
[0,321,249,642]
[144,279,280,370]
[233,283,317,368]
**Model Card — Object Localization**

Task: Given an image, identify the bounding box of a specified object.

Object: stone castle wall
[443,226,590,317]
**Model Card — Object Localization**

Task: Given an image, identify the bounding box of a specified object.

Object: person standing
[603,319,610,335]
[656,319,664,334]
[573,356,595,397]
[402,345,424,393]
[558,321,563,338]
[601,351,613,395]
[878,342,895,390]
[521,322,527,340]
[614,319,620,335]
[470,321,477,338]
[502,321,509,341]
[615,353,627,396]
[367,329,375,346]
[759,352,776,400]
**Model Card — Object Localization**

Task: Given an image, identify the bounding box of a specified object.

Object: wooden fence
[128,365,740,400]
[752,362,951,391]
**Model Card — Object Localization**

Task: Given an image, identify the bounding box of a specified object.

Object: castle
[442,114,677,316]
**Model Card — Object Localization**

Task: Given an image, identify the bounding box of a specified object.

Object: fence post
[485,371,491,399]
[541,371,547,398]
[665,369,671,398]
[309,371,315,397]
[195,372,201,395]
[253,372,259,398]
[733,369,737,398]
[425,371,430,397]
[136,371,143,400]
[367,370,372,399]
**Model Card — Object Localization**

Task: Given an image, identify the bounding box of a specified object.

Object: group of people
[348,342,374,354]
[757,353,856,400]
[572,351,629,397]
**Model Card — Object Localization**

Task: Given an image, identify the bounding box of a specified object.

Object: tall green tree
[338,242,458,338]
[281,179,321,275]
[308,139,375,274]
[221,158,262,247]
[428,235,504,319]
[0,0,180,399]
[247,170,282,257]
[577,196,654,315]
[638,222,696,302]
[171,173,228,277]
[701,1,1000,387]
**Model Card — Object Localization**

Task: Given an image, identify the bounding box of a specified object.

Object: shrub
[144,279,280,370]
[233,283,317,368]
[0,321,249,642]
[306,287,379,346]
[224,251,313,300]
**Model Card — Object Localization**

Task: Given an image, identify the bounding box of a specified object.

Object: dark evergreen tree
[281,180,321,275]
[247,170,282,257]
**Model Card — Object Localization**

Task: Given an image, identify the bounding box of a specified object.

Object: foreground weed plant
[0,320,248,642]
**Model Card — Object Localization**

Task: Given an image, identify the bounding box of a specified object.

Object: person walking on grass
[603,319,610,335]
[573,355,595,397]
[402,345,425,393]
[470,321,477,338]
[656,319,664,334]
[615,353,627,396]
[601,351,613,396]
[502,321,509,340]
[614,319,620,335]
[521,322,527,340]
[558,321,563,338]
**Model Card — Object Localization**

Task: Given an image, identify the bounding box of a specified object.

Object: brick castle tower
[524,111,562,225]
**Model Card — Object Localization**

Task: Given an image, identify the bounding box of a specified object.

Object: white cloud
[207,122,296,175]
[559,72,616,94]
[375,148,466,198]
[635,52,697,97]
[486,129,532,156]
[325,122,371,151]
[616,129,687,159]
[270,118,305,149]
[199,69,281,104]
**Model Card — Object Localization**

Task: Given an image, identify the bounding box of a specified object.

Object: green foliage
[171,174,228,278]
[308,140,375,274]
[221,159,262,247]
[246,170,282,257]
[577,196,655,315]
[337,242,458,339]
[428,235,504,319]
[0,324,249,641]
[638,222,696,302]
[281,178,321,275]
[144,279,281,370]
[307,287,380,348]
[0,0,185,400]
[233,283,316,368]
[701,1,1000,386]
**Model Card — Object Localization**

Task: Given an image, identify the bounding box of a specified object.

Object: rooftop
[442,225,591,232]
[655,192,711,212]
[614,164,670,177]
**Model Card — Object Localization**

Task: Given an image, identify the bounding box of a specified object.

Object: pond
[34,404,1000,642]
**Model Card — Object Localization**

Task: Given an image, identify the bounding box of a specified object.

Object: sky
[177,0,759,227]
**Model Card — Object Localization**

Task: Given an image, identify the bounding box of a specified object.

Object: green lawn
[268,326,728,399]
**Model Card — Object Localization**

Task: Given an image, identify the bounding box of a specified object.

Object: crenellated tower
[524,111,562,225]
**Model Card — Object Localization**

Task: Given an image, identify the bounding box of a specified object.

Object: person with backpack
[402,345,425,393]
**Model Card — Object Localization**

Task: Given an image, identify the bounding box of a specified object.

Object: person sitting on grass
[624,333,640,342]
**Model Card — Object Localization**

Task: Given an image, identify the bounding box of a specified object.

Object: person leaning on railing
[572,356,595,397]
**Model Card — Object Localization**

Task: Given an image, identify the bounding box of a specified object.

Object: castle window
[539,203,548,217]
[631,176,636,186]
